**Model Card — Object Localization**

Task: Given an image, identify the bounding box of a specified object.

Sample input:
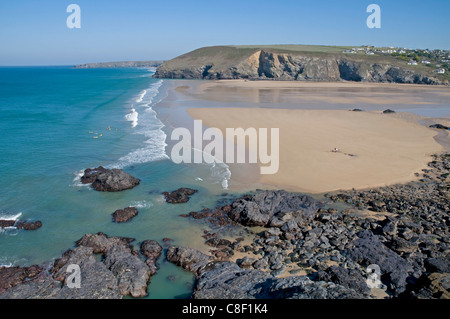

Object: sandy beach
[165,80,450,193]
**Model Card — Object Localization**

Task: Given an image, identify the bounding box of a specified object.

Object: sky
[0,0,449,65]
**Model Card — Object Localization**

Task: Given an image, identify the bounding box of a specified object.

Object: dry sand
[187,107,445,193]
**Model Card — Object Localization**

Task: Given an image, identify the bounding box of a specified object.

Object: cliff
[154,45,447,85]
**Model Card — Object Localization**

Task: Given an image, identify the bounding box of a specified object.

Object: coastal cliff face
[154,46,444,85]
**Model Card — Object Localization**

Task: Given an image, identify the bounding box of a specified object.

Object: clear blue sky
[0,0,449,65]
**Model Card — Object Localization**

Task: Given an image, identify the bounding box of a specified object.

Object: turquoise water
[0,66,232,298]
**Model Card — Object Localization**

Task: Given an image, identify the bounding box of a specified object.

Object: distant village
[343,46,449,75]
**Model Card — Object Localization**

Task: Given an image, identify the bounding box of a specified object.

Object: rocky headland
[73,61,164,69]
[153,45,448,85]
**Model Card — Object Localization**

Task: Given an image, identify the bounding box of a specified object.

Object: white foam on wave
[136,90,147,103]
[192,148,231,189]
[0,257,27,268]
[111,81,169,169]
[113,125,169,169]
[0,211,21,236]
[71,169,90,188]
[130,200,153,209]
[0,212,22,221]
[125,108,139,128]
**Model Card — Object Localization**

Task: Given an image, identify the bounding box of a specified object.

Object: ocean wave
[0,257,27,268]
[0,211,22,221]
[125,108,139,127]
[112,81,168,169]
[112,128,169,169]
[130,200,153,209]
[0,211,21,236]
[71,169,90,188]
[192,148,231,189]
[136,90,147,103]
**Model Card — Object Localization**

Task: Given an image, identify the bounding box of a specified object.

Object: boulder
[140,240,163,274]
[112,207,138,223]
[316,265,371,295]
[424,256,450,273]
[81,166,140,192]
[162,188,198,204]
[51,246,122,299]
[228,190,318,227]
[75,232,134,254]
[166,246,211,275]
[0,220,15,228]
[429,124,449,130]
[103,244,152,298]
[205,238,232,248]
[0,220,42,230]
[345,230,412,296]
[16,220,42,231]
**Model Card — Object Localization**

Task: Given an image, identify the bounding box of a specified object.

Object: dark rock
[205,238,232,248]
[51,246,122,299]
[166,246,211,275]
[236,257,256,269]
[192,261,364,299]
[411,273,450,299]
[0,265,44,294]
[103,244,152,298]
[140,240,163,274]
[81,166,140,192]
[193,262,271,299]
[162,188,198,204]
[0,220,15,228]
[345,230,412,296]
[429,124,449,130]
[0,233,160,299]
[424,256,450,273]
[382,109,396,114]
[390,238,419,254]
[228,190,318,227]
[0,219,42,230]
[15,220,42,230]
[316,265,371,295]
[75,232,135,254]
[112,207,138,223]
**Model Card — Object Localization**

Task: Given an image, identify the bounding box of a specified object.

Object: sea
[0,66,233,299]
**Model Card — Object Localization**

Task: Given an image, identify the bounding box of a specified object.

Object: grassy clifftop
[154,45,448,85]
